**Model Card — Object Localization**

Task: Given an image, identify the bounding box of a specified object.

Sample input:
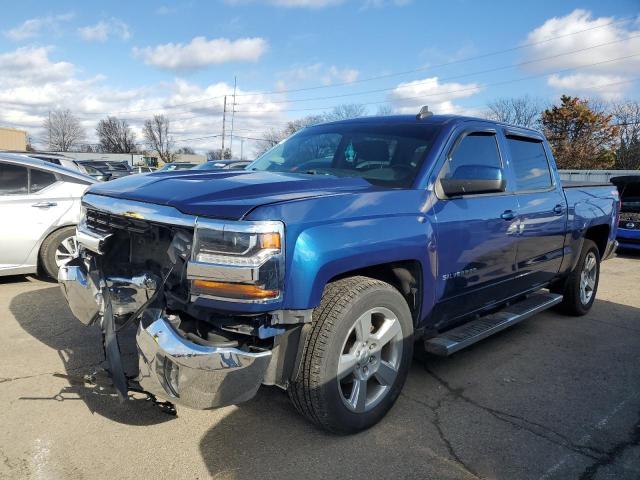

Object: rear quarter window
[29,168,57,193]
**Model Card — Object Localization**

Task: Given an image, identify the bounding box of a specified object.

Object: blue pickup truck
[58,112,619,434]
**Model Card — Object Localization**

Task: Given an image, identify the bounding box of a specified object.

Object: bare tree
[324,103,368,122]
[43,109,86,151]
[612,101,640,170]
[207,148,232,160]
[486,96,543,129]
[143,114,173,163]
[96,116,137,153]
[376,104,394,116]
[176,146,195,155]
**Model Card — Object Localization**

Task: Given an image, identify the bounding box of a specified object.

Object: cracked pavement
[0,255,639,479]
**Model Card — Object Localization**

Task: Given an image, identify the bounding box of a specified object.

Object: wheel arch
[36,223,77,268]
[326,260,423,327]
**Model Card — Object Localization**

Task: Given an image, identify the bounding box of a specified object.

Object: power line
[235,34,640,107]
[233,55,640,114]
[44,14,638,118]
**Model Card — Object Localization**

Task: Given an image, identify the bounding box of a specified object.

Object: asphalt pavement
[0,254,638,479]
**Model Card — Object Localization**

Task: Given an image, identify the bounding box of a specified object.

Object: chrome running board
[424,292,563,356]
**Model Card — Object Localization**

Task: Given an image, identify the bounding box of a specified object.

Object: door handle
[32,201,57,208]
[553,204,564,215]
[500,210,516,220]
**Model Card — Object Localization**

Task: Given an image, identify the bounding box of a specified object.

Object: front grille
[86,208,152,234]
[619,220,640,230]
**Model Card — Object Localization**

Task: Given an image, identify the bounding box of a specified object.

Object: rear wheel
[552,239,600,316]
[288,276,413,434]
[40,226,78,279]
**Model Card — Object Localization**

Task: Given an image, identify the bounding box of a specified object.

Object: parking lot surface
[0,255,638,480]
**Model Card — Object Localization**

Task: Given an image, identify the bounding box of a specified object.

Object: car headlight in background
[187,219,285,302]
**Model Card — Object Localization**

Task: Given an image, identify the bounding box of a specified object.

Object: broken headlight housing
[187,219,285,302]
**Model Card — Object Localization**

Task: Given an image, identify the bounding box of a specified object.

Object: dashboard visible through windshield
[250,122,441,188]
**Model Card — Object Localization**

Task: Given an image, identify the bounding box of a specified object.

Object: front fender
[286,216,432,308]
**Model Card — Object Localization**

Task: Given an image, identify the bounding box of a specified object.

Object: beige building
[0,127,27,151]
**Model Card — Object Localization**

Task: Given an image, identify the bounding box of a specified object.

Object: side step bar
[424,292,563,356]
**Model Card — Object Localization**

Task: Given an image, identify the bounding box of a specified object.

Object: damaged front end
[58,194,305,410]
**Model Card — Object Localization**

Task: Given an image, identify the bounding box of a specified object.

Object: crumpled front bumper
[58,258,272,410]
[136,312,271,409]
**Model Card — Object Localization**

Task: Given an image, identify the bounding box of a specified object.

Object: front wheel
[288,276,413,434]
[552,239,600,316]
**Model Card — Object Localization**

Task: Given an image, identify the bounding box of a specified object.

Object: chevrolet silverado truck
[58,113,619,434]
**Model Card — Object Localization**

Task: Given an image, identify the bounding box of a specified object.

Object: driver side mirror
[440,165,506,197]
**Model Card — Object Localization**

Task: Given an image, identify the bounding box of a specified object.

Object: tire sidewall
[41,226,77,279]
[317,286,413,433]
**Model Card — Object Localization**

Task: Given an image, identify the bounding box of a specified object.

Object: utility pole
[230,76,237,157]
[221,95,227,153]
[48,110,51,151]
[240,138,244,160]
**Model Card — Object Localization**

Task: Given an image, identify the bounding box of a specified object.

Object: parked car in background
[192,160,251,171]
[611,176,640,251]
[59,114,618,434]
[0,153,94,278]
[156,162,198,172]
[77,160,132,179]
[77,163,112,182]
[18,152,111,181]
[132,166,156,174]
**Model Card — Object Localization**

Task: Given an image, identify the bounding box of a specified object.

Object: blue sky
[0,0,638,155]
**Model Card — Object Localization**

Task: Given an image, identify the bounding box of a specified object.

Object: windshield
[193,162,229,170]
[250,122,440,187]
[158,163,195,172]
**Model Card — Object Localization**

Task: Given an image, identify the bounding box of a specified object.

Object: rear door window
[506,136,552,191]
[0,163,28,195]
[29,169,57,193]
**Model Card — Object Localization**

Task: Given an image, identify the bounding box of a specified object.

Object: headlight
[187,219,284,302]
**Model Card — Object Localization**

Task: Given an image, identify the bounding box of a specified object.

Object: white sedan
[0,153,94,278]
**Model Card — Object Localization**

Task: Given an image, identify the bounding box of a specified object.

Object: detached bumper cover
[58,256,273,410]
[136,313,272,409]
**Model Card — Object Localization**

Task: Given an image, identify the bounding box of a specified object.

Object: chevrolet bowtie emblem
[122,211,144,219]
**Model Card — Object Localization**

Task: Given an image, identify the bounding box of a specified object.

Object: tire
[288,276,414,434]
[39,226,78,279]
[552,239,600,316]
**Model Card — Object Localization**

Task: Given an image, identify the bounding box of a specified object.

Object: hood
[87,170,375,219]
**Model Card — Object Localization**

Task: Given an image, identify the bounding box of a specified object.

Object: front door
[430,128,520,328]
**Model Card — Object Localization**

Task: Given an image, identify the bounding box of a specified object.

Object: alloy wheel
[55,235,79,268]
[337,307,404,413]
[579,251,597,305]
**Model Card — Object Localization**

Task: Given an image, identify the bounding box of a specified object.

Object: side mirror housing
[440,165,506,197]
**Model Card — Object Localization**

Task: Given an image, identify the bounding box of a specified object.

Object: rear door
[0,163,73,272]
[502,130,567,287]
[430,123,520,327]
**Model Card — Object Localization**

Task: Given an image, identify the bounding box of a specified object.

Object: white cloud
[0,45,286,157]
[132,36,268,71]
[387,76,482,115]
[3,13,74,41]
[523,9,640,99]
[78,18,131,42]
[278,63,359,88]
[547,73,629,101]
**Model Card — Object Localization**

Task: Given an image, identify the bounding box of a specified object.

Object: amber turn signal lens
[192,279,279,300]
[259,232,281,250]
